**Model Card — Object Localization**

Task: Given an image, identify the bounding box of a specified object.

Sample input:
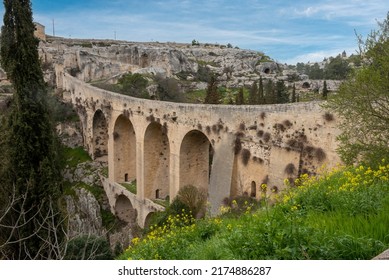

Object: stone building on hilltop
[34,22,46,41]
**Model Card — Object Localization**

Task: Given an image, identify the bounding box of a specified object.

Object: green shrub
[61,146,91,168]
[65,235,113,260]
[118,163,389,260]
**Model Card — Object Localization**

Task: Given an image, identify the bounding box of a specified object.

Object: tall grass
[119,162,389,260]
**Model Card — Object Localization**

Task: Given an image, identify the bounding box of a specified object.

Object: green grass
[121,181,137,194]
[185,89,206,103]
[62,146,91,168]
[118,163,389,260]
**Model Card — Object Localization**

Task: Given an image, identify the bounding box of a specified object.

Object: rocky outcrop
[64,188,105,238]
[56,121,83,148]
[38,38,280,89]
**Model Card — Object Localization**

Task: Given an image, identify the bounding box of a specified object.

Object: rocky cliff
[39,37,280,88]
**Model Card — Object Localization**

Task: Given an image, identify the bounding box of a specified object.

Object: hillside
[31,36,344,103]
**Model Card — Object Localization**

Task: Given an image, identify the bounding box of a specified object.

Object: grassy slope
[119,162,389,260]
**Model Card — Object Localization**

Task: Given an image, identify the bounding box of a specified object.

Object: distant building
[34,22,46,41]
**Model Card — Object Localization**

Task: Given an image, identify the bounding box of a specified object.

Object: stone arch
[115,194,137,223]
[144,212,155,228]
[179,130,214,192]
[92,109,108,161]
[263,67,271,74]
[113,115,136,183]
[144,122,170,200]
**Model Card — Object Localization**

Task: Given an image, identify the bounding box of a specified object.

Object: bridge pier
[209,133,235,215]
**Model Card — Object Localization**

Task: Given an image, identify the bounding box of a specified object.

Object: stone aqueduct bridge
[59,72,340,227]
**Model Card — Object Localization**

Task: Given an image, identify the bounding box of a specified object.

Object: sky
[0,0,388,64]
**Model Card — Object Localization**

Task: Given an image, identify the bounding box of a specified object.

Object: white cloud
[283,46,357,65]
[3,0,387,63]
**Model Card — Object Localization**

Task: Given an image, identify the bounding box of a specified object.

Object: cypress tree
[0,0,63,259]
[322,80,328,100]
[264,79,274,104]
[248,81,258,104]
[235,88,244,105]
[291,83,296,102]
[258,76,265,104]
[204,75,220,104]
[275,80,289,104]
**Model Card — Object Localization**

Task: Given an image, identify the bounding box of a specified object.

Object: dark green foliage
[47,93,79,122]
[275,80,289,104]
[65,235,113,260]
[296,56,351,80]
[322,80,328,100]
[325,12,389,166]
[248,81,258,104]
[0,0,63,259]
[324,55,351,80]
[258,76,265,104]
[235,88,244,105]
[154,74,184,102]
[291,83,296,102]
[204,75,220,104]
[264,79,274,104]
[118,73,148,98]
[196,65,213,83]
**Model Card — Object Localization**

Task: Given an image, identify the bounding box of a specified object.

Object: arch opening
[144,122,170,200]
[250,181,257,198]
[113,115,136,183]
[92,109,108,162]
[115,195,137,223]
[144,212,155,229]
[179,130,214,193]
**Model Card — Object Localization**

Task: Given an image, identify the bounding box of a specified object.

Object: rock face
[38,38,342,98]
[56,121,83,148]
[63,161,106,187]
[38,38,280,89]
[64,188,104,238]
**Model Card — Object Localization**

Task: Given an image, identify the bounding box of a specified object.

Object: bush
[176,185,207,219]
[65,235,113,260]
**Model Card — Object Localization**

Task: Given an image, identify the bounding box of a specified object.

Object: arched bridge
[58,72,340,227]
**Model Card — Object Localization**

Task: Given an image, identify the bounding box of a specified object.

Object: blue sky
[1,0,388,64]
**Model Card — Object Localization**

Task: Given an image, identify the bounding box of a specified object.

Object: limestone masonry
[38,37,342,227]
